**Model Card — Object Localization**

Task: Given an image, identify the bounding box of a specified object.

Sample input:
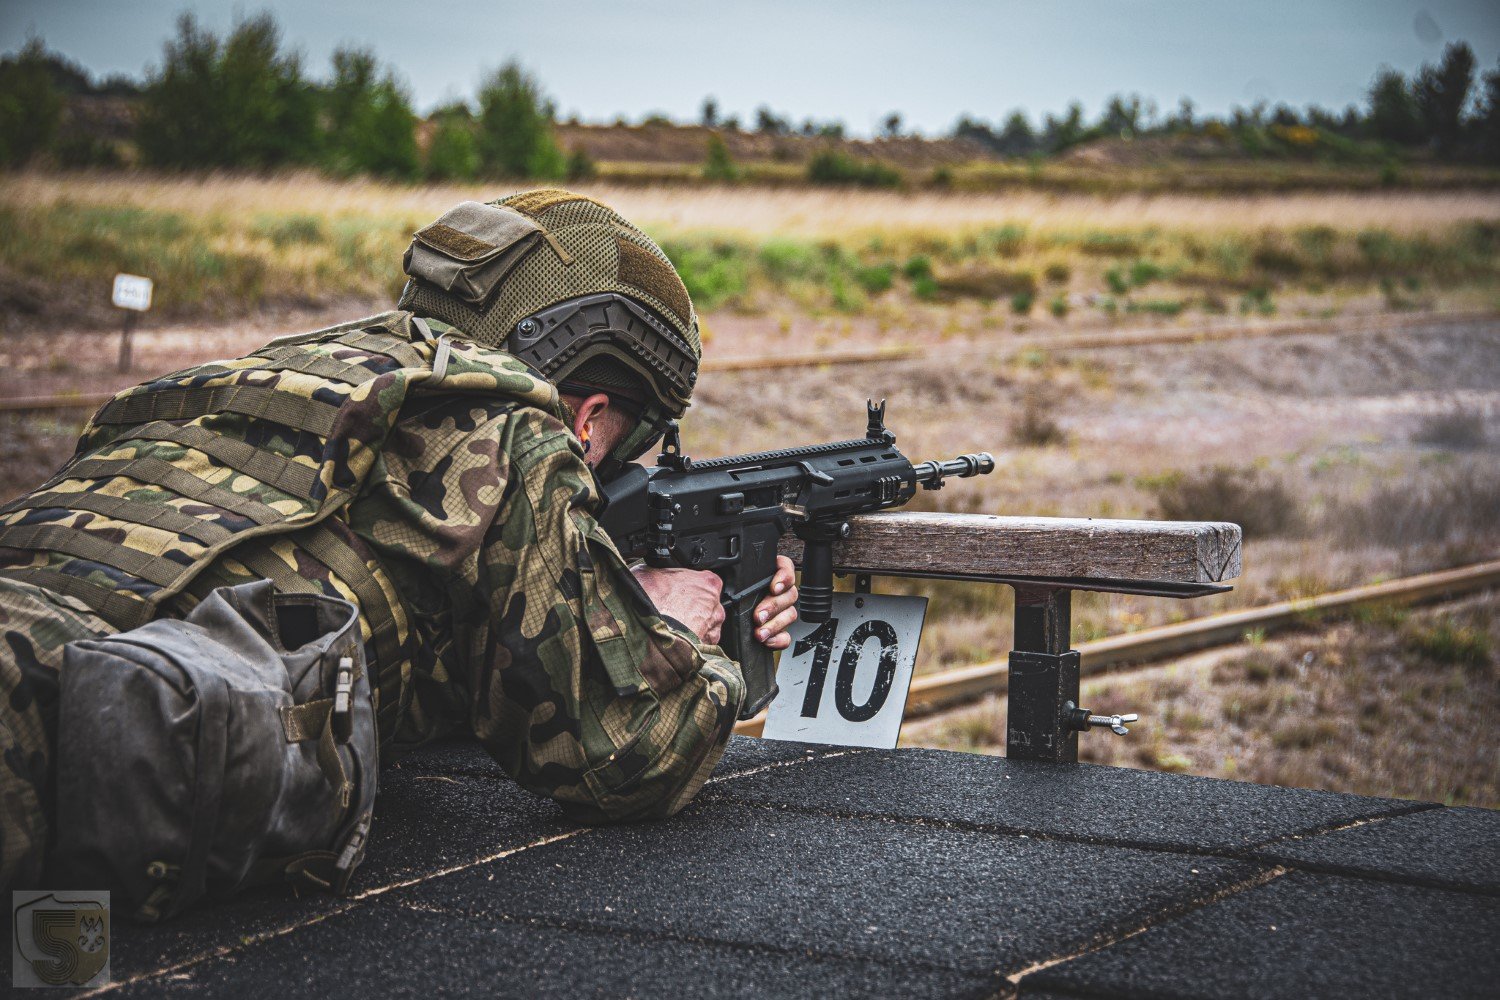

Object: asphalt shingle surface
[110,903,997,1000]
[391,801,1265,976]
[1250,806,1500,895]
[64,737,1496,998]
[1024,871,1500,1000]
[699,745,1420,851]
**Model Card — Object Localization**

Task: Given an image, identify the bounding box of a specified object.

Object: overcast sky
[4,1,1499,135]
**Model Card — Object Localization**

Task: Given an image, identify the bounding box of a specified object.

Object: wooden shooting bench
[774,511,1243,762]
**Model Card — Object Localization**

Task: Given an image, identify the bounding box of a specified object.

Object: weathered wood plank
[778,512,1241,590]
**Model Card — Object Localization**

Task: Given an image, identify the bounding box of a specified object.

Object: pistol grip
[721,595,779,720]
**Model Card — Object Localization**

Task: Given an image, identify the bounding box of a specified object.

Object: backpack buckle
[333,656,354,717]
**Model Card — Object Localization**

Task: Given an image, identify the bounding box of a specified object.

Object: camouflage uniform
[0,311,745,891]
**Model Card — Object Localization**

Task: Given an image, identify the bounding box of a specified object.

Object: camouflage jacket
[0,313,745,823]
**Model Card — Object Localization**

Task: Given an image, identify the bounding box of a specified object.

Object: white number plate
[761,592,927,749]
[112,273,153,312]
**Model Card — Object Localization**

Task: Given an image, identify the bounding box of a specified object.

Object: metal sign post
[111,274,153,373]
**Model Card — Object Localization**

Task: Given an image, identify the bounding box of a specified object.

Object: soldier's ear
[570,392,612,444]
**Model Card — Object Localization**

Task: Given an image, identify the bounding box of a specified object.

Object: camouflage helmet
[397,188,699,471]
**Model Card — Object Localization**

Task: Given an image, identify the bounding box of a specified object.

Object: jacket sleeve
[468,410,746,823]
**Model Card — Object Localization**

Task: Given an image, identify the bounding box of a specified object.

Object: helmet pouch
[403,201,544,308]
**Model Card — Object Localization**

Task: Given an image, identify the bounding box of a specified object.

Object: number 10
[794,618,900,722]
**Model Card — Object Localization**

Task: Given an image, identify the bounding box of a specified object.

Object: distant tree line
[952,44,1500,163]
[2,13,1499,177]
[0,13,588,181]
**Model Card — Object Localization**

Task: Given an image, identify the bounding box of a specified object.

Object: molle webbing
[38,456,288,525]
[96,384,342,438]
[249,350,376,386]
[0,313,556,741]
[339,332,428,369]
[124,421,322,500]
[0,490,233,546]
[2,565,155,629]
[0,323,419,670]
[0,524,186,586]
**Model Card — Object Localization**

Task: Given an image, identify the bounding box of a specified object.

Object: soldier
[0,189,800,891]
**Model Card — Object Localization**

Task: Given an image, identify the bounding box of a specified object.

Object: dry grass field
[3,171,1498,331]
[8,172,1500,236]
[9,171,1499,236]
[1,173,1497,805]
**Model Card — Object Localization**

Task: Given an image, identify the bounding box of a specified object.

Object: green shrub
[1104,268,1130,295]
[425,117,479,180]
[1011,290,1035,314]
[55,135,123,168]
[829,269,865,312]
[565,146,596,181]
[1049,294,1069,318]
[903,255,933,281]
[1128,259,1167,286]
[660,240,749,310]
[758,240,822,281]
[476,61,564,178]
[807,149,901,188]
[1043,262,1072,284]
[854,263,895,294]
[1240,285,1276,315]
[702,133,738,182]
[969,225,1027,257]
[1126,298,1185,317]
[1078,231,1142,257]
[912,275,940,300]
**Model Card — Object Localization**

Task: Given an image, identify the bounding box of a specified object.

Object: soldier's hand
[752,555,799,651]
[632,567,727,645]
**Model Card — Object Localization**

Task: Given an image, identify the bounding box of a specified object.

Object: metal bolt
[517,318,541,337]
[1087,712,1138,736]
[1065,701,1139,736]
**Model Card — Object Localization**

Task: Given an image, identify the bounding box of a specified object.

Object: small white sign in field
[761,592,927,749]
[112,273,153,312]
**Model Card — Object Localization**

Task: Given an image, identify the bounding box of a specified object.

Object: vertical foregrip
[799,539,834,623]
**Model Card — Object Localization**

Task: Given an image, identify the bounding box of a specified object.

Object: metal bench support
[1006,585,1080,763]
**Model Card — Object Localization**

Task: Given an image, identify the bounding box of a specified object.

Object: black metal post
[1006,584,1080,763]
[118,310,138,373]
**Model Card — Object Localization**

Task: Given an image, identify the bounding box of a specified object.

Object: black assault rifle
[598,401,994,718]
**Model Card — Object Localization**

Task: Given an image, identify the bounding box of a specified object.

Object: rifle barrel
[911,452,995,488]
